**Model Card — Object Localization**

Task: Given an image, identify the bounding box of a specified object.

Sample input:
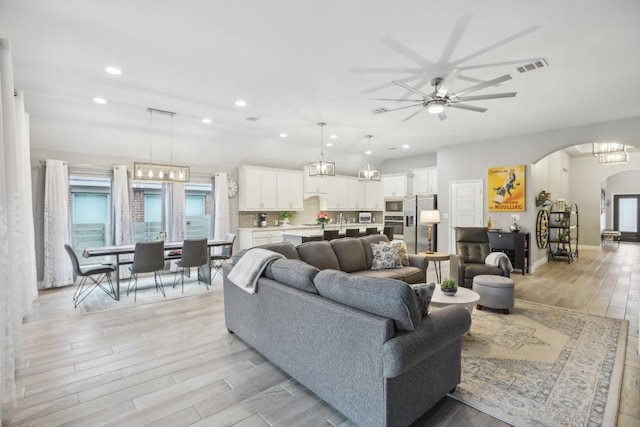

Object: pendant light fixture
[308,122,335,177]
[133,108,190,182]
[358,135,381,181]
[592,142,629,165]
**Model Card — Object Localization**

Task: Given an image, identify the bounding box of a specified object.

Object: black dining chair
[383,226,395,241]
[211,233,236,281]
[365,227,379,235]
[323,229,340,240]
[173,239,209,293]
[127,241,166,302]
[64,244,117,308]
[345,228,361,237]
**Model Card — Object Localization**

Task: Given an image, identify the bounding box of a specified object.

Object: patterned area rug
[80,272,223,314]
[450,299,627,427]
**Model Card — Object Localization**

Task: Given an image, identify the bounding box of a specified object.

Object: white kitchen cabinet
[382,174,407,198]
[326,176,348,210]
[364,180,384,210]
[239,165,303,211]
[347,178,366,210]
[277,170,304,210]
[411,167,437,194]
[238,229,283,250]
[303,165,330,194]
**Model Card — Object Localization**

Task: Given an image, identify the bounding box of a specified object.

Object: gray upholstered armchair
[449,227,511,288]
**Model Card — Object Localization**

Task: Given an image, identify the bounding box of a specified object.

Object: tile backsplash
[238,196,383,228]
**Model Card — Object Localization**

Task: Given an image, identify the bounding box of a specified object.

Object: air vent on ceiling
[246,116,259,121]
[387,147,397,151]
[516,58,548,73]
[372,107,389,115]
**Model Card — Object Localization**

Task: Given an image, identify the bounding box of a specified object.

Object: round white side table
[430,285,480,314]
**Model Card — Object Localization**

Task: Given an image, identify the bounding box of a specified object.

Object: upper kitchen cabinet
[364,180,384,210]
[382,174,408,198]
[303,165,330,195]
[410,167,438,194]
[239,165,303,211]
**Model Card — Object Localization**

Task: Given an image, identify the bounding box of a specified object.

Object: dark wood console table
[488,231,530,275]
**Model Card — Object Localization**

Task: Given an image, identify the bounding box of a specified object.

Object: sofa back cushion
[359,234,390,269]
[296,241,341,271]
[314,269,421,331]
[270,259,319,294]
[331,238,368,273]
[232,241,300,265]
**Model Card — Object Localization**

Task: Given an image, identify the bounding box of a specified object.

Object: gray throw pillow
[410,283,436,316]
[270,259,319,294]
[371,242,401,270]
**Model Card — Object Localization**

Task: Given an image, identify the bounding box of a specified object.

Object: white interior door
[449,180,483,252]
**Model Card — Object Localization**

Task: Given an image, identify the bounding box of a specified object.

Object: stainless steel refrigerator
[403,194,437,254]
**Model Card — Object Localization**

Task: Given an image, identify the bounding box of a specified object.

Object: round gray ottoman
[472,274,515,314]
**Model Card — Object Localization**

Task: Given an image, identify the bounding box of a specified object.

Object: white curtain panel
[214,173,230,240]
[42,159,73,288]
[162,182,186,241]
[112,165,133,277]
[0,38,37,424]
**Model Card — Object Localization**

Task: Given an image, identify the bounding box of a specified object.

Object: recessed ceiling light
[93,97,107,104]
[279,133,288,138]
[235,99,247,107]
[202,118,212,124]
[329,134,337,139]
[326,142,333,147]
[105,66,122,75]
[365,150,372,155]
[402,144,410,149]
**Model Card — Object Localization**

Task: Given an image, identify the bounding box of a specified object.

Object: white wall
[601,169,640,229]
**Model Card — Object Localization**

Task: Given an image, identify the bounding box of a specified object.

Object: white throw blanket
[227,248,285,294]
[485,252,514,272]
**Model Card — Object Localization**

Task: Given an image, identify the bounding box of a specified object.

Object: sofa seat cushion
[270,259,320,294]
[330,238,368,273]
[352,266,424,284]
[314,269,421,331]
[296,241,341,271]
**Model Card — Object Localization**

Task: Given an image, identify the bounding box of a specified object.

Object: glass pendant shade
[308,122,335,177]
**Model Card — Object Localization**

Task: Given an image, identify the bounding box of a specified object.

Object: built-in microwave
[358,212,372,223]
[384,199,403,213]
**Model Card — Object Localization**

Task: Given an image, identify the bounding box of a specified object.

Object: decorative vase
[441,287,457,296]
[321,223,325,230]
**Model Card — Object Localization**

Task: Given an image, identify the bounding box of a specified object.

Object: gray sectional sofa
[223,235,472,427]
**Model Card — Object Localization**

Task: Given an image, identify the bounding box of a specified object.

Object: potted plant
[441,277,458,296]
[279,211,294,226]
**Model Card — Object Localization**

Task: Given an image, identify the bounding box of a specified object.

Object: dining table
[83,239,228,300]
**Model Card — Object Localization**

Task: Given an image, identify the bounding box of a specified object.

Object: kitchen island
[282,225,384,245]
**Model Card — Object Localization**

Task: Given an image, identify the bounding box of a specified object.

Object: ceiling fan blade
[373,103,424,114]
[392,80,431,98]
[360,75,424,94]
[350,67,425,74]
[449,103,488,113]
[369,98,424,102]
[454,74,512,97]
[381,35,433,68]
[457,92,517,101]
[437,15,471,64]
[437,68,460,97]
[402,107,428,122]
[438,111,448,121]
[451,25,541,66]
[458,58,546,71]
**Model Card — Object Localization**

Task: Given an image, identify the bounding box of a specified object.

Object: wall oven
[383,215,404,239]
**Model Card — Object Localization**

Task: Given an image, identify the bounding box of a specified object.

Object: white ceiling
[2,0,640,173]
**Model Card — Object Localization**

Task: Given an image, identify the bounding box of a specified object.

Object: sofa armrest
[382,305,471,378]
[408,253,428,271]
[449,254,466,287]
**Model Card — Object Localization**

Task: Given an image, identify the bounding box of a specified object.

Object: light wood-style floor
[9,243,640,426]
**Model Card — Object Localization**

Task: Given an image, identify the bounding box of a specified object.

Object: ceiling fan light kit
[133,108,190,183]
[426,99,446,114]
[308,122,335,177]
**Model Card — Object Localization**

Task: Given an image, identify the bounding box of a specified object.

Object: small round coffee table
[430,285,480,314]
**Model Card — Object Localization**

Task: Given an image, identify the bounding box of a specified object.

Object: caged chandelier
[133,108,190,182]
[358,135,381,181]
[308,122,335,177]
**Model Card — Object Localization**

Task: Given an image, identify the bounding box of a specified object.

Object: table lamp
[420,209,440,254]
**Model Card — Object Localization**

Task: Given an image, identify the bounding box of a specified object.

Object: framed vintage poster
[488,164,526,212]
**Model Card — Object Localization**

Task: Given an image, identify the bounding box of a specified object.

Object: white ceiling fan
[371,70,517,121]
